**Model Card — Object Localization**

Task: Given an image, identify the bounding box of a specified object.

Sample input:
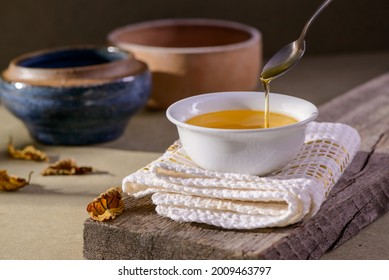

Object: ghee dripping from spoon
[259,0,333,128]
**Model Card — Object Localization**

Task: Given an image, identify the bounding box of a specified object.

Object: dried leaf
[87,187,124,221]
[0,170,32,191]
[8,136,49,162]
[41,159,93,176]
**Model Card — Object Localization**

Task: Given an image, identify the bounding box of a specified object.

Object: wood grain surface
[83,73,389,259]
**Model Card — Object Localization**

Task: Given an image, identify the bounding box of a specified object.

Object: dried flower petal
[41,159,93,176]
[0,170,32,191]
[8,137,48,162]
[87,187,124,221]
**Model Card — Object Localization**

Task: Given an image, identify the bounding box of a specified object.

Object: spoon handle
[299,0,333,41]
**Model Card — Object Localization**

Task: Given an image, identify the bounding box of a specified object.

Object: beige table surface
[0,104,388,260]
[0,107,160,259]
[1,50,389,259]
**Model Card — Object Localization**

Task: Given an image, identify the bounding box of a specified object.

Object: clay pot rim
[108,18,261,54]
[2,45,148,87]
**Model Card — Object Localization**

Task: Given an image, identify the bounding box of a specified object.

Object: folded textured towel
[122,122,360,229]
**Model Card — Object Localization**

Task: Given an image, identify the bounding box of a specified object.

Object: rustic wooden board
[83,73,389,259]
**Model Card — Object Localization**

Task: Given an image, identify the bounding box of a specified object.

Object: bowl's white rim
[166,92,319,134]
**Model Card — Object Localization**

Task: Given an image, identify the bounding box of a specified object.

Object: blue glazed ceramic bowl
[0,45,151,145]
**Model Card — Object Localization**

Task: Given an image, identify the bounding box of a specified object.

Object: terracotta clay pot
[108,18,262,109]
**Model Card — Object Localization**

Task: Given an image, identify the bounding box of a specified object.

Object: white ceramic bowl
[166,91,318,175]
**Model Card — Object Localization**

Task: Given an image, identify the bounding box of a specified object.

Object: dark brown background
[1,0,388,70]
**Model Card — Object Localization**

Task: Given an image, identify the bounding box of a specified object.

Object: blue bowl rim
[1,45,148,87]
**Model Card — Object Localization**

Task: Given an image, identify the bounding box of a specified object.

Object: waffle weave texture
[122,122,360,229]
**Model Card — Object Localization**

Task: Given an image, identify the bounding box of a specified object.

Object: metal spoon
[260,0,333,81]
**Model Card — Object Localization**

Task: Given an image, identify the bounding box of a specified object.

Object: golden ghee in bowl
[166,91,318,175]
[186,109,297,129]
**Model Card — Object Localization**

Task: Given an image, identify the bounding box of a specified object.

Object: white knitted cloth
[122,122,360,229]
